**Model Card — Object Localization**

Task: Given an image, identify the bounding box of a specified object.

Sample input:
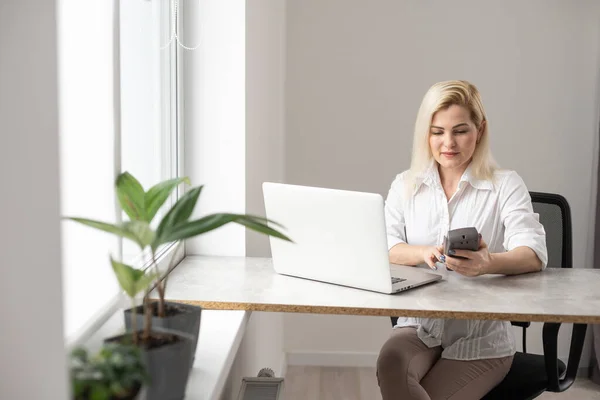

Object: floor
[282,366,600,400]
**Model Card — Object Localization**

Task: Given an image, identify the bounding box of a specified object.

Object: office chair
[390,192,588,400]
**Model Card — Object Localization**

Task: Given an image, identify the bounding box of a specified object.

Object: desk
[164,256,600,324]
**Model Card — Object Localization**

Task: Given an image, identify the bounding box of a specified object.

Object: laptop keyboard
[391,277,406,284]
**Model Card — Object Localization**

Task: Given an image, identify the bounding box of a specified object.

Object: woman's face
[429,105,483,173]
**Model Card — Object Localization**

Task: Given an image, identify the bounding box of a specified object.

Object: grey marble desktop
[162,256,600,323]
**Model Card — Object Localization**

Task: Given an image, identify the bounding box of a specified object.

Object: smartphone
[443,227,480,268]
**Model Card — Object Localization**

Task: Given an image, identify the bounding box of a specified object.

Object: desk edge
[166,299,599,324]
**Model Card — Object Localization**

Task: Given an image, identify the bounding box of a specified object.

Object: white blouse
[385,162,548,360]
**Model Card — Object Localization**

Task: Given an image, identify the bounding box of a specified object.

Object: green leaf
[70,347,88,362]
[109,381,126,396]
[90,385,111,400]
[234,216,293,242]
[123,221,155,249]
[65,218,139,244]
[110,258,140,298]
[155,213,292,245]
[241,214,286,229]
[134,270,157,296]
[145,176,191,223]
[155,213,237,245]
[72,380,87,397]
[110,258,155,298]
[155,186,203,243]
[116,172,146,221]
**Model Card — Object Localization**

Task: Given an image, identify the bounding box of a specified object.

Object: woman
[376,80,547,400]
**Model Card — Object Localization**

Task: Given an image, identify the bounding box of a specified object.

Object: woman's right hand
[422,245,444,270]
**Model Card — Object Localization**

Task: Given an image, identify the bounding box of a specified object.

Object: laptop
[262,182,442,294]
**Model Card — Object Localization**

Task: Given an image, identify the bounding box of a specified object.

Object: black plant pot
[106,329,193,400]
[124,301,201,367]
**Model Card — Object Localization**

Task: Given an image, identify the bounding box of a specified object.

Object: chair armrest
[542,322,588,392]
[511,321,531,328]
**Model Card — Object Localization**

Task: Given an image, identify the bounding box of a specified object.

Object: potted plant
[66,172,291,400]
[70,342,148,400]
[104,253,194,400]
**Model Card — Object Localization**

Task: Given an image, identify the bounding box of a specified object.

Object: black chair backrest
[529,192,572,269]
[390,191,572,328]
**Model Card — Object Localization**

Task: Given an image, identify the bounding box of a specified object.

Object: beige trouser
[376,327,513,400]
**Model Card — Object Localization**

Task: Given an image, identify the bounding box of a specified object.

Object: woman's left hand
[444,238,492,277]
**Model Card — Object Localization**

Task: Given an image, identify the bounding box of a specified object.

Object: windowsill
[186,310,250,399]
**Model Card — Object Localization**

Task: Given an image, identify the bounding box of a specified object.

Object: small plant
[66,172,291,344]
[70,342,148,400]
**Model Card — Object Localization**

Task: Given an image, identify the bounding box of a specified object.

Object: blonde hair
[407,80,497,189]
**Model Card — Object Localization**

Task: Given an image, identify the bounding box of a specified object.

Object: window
[120,0,180,266]
[59,0,180,343]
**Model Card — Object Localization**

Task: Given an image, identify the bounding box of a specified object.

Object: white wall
[0,0,69,398]
[284,0,600,369]
[222,312,286,400]
[245,0,287,258]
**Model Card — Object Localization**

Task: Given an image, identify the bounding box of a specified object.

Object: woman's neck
[437,163,469,200]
